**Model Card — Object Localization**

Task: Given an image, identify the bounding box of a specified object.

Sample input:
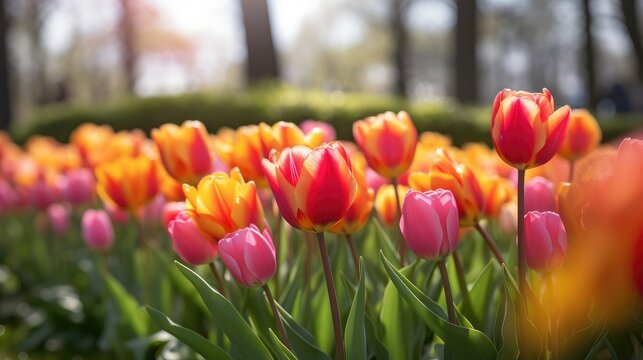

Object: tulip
[168,211,218,266]
[106,202,129,225]
[162,201,186,229]
[218,224,275,287]
[479,175,514,218]
[329,167,374,236]
[82,209,115,250]
[47,203,71,236]
[399,189,459,260]
[95,155,159,211]
[183,167,264,240]
[557,109,601,161]
[365,167,388,192]
[491,88,571,170]
[353,111,418,179]
[634,232,643,295]
[524,211,567,272]
[260,121,325,152]
[152,121,221,186]
[525,176,556,213]
[374,184,409,226]
[64,168,95,204]
[0,179,19,214]
[300,120,337,142]
[261,142,357,232]
[228,125,273,186]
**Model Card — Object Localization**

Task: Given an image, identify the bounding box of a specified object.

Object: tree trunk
[582,0,598,108]
[239,0,279,83]
[391,0,408,97]
[455,0,478,104]
[621,0,643,84]
[120,0,136,94]
[0,0,10,130]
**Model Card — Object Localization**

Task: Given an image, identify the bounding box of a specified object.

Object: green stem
[391,177,407,266]
[517,169,527,298]
[272,214,283,296]
[474,222,506,264]
[263,284,292,350]
[452,251,470,302]
[438,259,459,325]
[208,262,228,298]
[316,232,345,360]
[346,234,360,280]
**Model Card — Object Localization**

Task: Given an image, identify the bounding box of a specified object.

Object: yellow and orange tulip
[374,183,409,226]
[557,109,602,161]
[95,155,159,211]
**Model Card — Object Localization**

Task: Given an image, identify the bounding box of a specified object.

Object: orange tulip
[557,109,602,161]
[479,175,515,218]
[353,111,418,179]
[374,183,409,226]
[491,88,570,169]
[408,149,484,227]
[95,155,159,211]
[228,125,272,187]
[261,142,357,232]
[152,120,221,186]
[260,121,324,151]
[183,167,264,241]
[330,167,374,235]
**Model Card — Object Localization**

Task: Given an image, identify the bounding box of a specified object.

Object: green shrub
[11,86,642,146]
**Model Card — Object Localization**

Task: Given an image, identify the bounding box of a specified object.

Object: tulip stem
[316,232,345,360]
[517,169,527,300]
[262,284,292,350]
[273,214,283,296]
[452,251,470,302]
[346,234,360,280]
[437,259,459,325]
[568,160,575,182]
[474,222,506,264]
[208,262,227,298]
[391,177,407,266]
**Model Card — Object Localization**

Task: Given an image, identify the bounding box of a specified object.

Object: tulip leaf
[152,247,208,314]
[380,252,498,360]
[100,268,148,337]
[268,329,298,360]
[175,261,272,360]
[146,306,231,360]
[460,261,499,332]
[345,258,367,360]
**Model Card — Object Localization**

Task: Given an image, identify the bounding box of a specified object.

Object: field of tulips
[0,88,642,359]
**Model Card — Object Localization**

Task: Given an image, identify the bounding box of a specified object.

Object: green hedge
[11,86,642,145]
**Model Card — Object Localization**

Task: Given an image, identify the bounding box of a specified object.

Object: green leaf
[345,258,367,360]
[175,261,272,360]
[100,268,148,337]
[277,304,331,360]
[152,247,208,314]
[380,252,497,360]
[146,307,230,360]
[498,269,519,360]
[460,261,498,331]
[269,329,298,360]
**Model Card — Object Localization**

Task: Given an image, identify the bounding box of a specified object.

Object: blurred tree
[25,0,54,105]
[239,0,279,83]
[620,0,643,84]
[391,0,409,97]
[120,0,137,94]
[582,0,597,108]
[455,0,478,103]
[0,0,10,129]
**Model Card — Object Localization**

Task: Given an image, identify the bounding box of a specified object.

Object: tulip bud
[524,211,567,272]
[399,189,460,260]
[300,120,337,143]
[47,203,71,236]
[557,109,601,161]
[163,201,186,229]
[365,167,388,192]
[491,88,570,169]
[168,211,218,265]
[525,176,556,213]
[218,224,276,287]
[81,209,115,250]
[64,168,95,204]
[353,111,418,179]
[374,184,409,226]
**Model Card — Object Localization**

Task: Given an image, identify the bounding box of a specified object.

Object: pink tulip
[399,189,459,260]
[162,201,186,229]
[0,179,19,214]
[365,167,388,192]
[524,211,567,272]
[81,209,115,250]
[168,211,218,265]
[300,120,337,142]
[47,203,71,236]
[218,224,276,287]
[524,176,556,213]
[137,194,166,225]
[64,168,95,204]
[105,202,129,225]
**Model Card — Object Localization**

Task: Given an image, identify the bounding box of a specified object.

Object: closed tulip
[524,211,567,272]
[168,211,218,265]
[353,111,418,179]
[525,176,556,213]
[399,189,459,260]
[330,167,374,235]
[479,175,514,218]
[183,167,264,241]
[64,168,95,204]
[260,121,325,151]
[557,109,601,161]
[218,224,276,287]
[491,88,571,169]
[95,155,159,211]
[300,120,337,142]
[152,120,220,186]
[374,183,409,226]
[163,201,186,229]
[48,203,71,236]
[82,209,115,250]
[228,125,273,187]
[262,142,357,232]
